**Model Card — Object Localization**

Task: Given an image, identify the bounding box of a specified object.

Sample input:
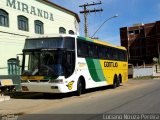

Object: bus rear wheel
[116,76,120,87]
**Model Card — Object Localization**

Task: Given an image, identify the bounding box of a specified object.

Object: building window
[128,30,134,34]
[69,30,74,35]
[59,27,66,34]
[7,58,20,75]
[18,15,29,31]
[135,30,139,34]
[35,20,44,34]
[0,9,9,27]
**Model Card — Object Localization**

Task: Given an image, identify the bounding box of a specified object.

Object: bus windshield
[22,37,76,78]
[22,50,64,77]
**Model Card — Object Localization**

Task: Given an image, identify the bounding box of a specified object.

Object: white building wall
[133,67,153,78]
[0,0,79,75]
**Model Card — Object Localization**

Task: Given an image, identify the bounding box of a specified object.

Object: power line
[79,1,103,37]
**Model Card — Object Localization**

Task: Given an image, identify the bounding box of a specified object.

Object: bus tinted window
[117,50,127,61]
[106,47,111,59]
[123,51,127,61]
[77,40,88,57]
[77,38,127,61]
[88,43,94,57]
[94,45,99,58]
[113,49,118,60]
[99,46,106,59]
[110,48,114,60]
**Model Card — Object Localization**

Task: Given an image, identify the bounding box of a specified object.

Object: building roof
[41,0,80,22]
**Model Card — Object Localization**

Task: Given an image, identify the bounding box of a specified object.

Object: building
[0,0,80,75]
[120,21,160,65]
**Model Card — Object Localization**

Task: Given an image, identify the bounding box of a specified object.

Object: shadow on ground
[6,85,123,100]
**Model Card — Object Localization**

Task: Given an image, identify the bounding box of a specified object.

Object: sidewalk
[0,95,10,102]
[153,72,160,77]
[0,93,55,115]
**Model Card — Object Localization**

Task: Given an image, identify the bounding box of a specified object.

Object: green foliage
[133,76,160,80]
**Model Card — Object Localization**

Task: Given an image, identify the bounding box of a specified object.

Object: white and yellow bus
[21,35,128,95]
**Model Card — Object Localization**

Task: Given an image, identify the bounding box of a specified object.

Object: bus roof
[78,36,126,51]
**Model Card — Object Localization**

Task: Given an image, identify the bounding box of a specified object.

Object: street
[1,79,160,120]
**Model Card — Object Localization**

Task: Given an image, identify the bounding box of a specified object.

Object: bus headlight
[49,79,63,83]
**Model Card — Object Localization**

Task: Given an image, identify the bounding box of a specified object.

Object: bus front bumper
[21,83,67,93]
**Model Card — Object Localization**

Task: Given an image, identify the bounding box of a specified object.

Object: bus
[21,35,128,96]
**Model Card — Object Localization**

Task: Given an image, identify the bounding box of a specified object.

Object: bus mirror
[16,53,23,67]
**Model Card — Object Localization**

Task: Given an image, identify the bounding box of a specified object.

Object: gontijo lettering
[104,61,118,67]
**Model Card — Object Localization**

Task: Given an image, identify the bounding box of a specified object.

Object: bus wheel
[76,79,82,96]
[116,76,120,87]
[112,76,117,89]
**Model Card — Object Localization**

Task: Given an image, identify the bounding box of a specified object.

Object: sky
[51,0,160,45]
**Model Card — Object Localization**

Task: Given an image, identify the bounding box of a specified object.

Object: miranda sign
[6,0,54,21]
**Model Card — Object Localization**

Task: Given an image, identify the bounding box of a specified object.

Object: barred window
[69,30,74,35]
[18,15,29,31]
[59,27,66,34]
[35,20,44,34]
[0,9,9,27]
[7,58,20,75]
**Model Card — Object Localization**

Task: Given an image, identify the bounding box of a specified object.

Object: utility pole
[79,1,103,37]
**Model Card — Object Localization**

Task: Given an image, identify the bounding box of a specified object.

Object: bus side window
[77,40,88,57]
[110,48,114,60]
[88,43,94,57]
[119,51,124,61]
[106,47,110,59]
[123,51,128,61]
[114,49,118,60]
[77,40,82,56]
[94,45,99,58]
[99,46,106,59]
[110,49,117,60]
[117,50,127,61]
[118,51,121,61]
[82,42,88,57]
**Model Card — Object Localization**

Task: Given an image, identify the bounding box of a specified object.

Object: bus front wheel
[76,80,82,96]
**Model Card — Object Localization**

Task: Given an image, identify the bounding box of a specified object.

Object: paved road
[17,79,160,120]
[1,79,160,119]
